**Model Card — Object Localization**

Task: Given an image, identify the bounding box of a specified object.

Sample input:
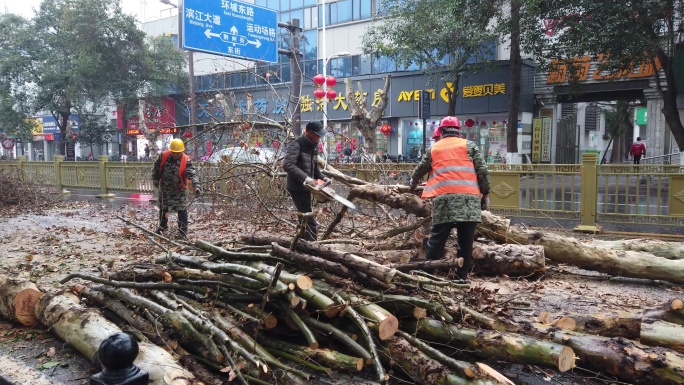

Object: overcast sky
[1,0,178,23]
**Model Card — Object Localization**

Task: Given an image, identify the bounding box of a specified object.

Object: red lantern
[464,119,475,128]
[380,124,392,137]
[491,121,497,125]
[502,120,507,124]
[313,88,326,99]
[183,131,192,138]
[326,76,337,87]
[313,74,325,85]
[326,89,337,101]
[480,121,487,126]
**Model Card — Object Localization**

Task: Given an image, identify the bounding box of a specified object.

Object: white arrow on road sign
[248,39,261,48]
[230,26,239,35]
[204,29,221,39]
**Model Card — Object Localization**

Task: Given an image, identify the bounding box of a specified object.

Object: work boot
[155,227,168,235]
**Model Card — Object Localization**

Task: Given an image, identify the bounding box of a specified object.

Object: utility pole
[278,20,303,136]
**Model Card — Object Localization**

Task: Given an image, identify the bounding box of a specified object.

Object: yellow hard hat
[170,138,185,152]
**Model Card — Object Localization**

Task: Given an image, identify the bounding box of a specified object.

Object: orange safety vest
[422,137,480,199]
[160,150,189,190]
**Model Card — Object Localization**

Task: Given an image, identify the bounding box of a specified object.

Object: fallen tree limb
[478,212,684,284]
[405,319,576,373]
[35,290,197,385]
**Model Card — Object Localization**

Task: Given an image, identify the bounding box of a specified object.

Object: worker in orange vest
[409,116,490,282]
[152,138,201,238]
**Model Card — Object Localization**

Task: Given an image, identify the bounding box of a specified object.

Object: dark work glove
[481,197,490,210]
[409,178,418,192]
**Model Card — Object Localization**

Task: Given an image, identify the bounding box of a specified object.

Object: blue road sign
[182,0,278,63]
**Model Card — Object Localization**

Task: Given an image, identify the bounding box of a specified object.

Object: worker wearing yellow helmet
[152,138,201,238]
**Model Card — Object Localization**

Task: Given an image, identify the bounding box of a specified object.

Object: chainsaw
[304,179,359,211]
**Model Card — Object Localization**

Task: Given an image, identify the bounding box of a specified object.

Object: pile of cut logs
[1,184,684,385]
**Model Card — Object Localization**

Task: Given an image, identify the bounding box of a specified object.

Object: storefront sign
[126,127,178,136]
[30,118,43,134]
[41,115,80,133]
[462,83,506,98]
[532,118,542,163]
[45,133,54,141]
[541,117,552,162]
[546,54,660,84]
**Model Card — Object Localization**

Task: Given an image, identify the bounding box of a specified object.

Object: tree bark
[640,319,684,354]
[472,243,545,277]
[589,238,684,260]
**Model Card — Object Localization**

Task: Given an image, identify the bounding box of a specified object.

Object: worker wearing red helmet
[409,116,490,282]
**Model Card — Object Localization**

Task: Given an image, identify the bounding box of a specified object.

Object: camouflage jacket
[411,138,490,225]
[152,153,200,211]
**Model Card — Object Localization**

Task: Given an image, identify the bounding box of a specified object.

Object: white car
[206,147,279,164]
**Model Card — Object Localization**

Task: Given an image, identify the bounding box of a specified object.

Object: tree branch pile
[3,174,684,384]
[0,164,60,211]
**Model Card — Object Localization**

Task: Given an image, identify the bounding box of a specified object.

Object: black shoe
[155,227,168,235]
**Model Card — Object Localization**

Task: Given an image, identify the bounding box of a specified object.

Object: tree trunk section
[0,274,43,326]
[590,239,684,260]
[527,311,641,339]
[640,319,684,354]
[406,319,576,372]
[379,335,500,385]
[478,214,684,284]
[35,291,196,385]
[511,321,684,385]
[472,243,545,277]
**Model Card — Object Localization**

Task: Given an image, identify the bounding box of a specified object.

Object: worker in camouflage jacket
[152,138,201,237]
[409,116,490,282]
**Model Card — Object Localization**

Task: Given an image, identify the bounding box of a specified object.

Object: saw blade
[331,194,359,211]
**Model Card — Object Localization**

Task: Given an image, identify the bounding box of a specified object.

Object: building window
[302,30,318,60]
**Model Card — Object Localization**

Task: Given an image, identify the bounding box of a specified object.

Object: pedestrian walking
[409,116,490,282]
[283,121,330,241]
[630,137,646,165]
[144,143,150,160]
[152,138,201,238]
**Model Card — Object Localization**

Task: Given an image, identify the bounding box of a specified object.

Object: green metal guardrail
[4,153,684,229]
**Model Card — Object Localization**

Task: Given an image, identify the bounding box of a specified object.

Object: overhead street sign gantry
[181,0,278,64]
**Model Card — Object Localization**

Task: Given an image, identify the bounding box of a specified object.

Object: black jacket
[283,135,325,191]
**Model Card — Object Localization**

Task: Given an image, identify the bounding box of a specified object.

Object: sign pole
[419,90,431,155]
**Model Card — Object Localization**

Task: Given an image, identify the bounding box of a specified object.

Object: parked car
[205,147,280,164]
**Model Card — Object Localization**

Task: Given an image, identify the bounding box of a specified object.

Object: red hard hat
[431,127,441,140]
[438,116,461,130]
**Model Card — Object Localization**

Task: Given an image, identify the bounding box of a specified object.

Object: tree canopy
[534,0,684,151]
[363,0,498,115]
[0,0,187,154]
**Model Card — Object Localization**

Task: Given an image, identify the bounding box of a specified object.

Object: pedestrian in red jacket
[630,137,646,165]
